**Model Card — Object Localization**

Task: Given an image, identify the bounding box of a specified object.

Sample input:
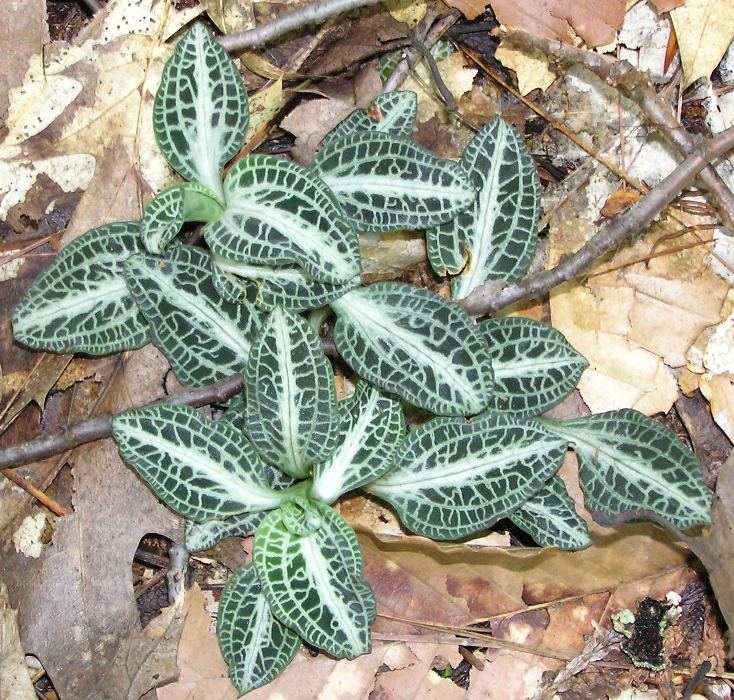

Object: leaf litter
[2,0,734,698]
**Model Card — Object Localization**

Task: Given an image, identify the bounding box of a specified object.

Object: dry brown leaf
[0,353,72,434]
[383,0,427,27]
[670,0,734,88]
[648,0,685,11]
[202,0,255,34]
[0,581,35,700]
[0,345,180,699]
[495,40,556,95]
[487,0,626,47]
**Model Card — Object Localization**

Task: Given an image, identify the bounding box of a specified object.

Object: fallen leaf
[487,0,626,47]
[0,581,35,700]
[495,40,556,95]
[0,353,72,434]
[670,0,734,88]
[700,375,734,442]
[0,345,181,699]
[202,0,255,34]
[383,0,427,27]
[245,79,286,141]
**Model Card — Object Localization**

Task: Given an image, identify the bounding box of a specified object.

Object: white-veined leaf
[245,308,341,478]
[311,132,476,233]
[153,23,248,198]
[211,260,258,304]
[185,511,267,551]
[112,404,290,521]
[205,155,361,284]
[254,497,375,658]
[12,222,149,355]
[368,411,567,540]
[218,564,300,694]
[141,182,224,255]
[509,475,591,550]
[479,316,588,416]
[213,257,358,311]
[311,383,405,504]
[123,245,261,386]
[427,117,540,299]
[541,410,712,530]
[331,282,493,416]
[322,91,417,147]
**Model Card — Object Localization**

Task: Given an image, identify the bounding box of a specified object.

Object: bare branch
[217,0,381,53]
[460,125,734,316]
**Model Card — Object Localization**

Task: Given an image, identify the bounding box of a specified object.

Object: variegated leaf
[509,476,591,550]
[322,91,417,147]
[141,182,224,255]
[541,410,712,529]
[112,404,289,521]
[254,497,375,658]
[185,511,266,552]
[331,283,493,416]
[213,257,357,311]
[12,222,149,355]
[311,132,476,233]
[123,245,261,386]
[311,383,405,504]
[427,117,540,299]
[368,412,567,540]
[205,155,361,284]
[218,564,300,694]
[479,316,588,416]
[245,308,341,478]
[211,260,258,304]
[153,23,248,198]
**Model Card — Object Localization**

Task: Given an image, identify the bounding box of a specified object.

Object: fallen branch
[2,116,734,473]
[460,125,734,316]
[0,374,243,471]
[503,29,734,234]
[217,0,381,53]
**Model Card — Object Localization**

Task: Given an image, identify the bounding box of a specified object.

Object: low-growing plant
[12,24,712,693]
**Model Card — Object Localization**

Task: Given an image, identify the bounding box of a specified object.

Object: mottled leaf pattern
[427,117,540,299]
[322,91,417,147]
[541,410,712,529]
[141,182,224,255]
[368,412,567,540]
[185,511,266,551]
[331,283,493,416]
[254,498,375,658]
[112,404,286,521]
[153,23,248,198]
[213,258,357,311]
[123,245,261,386]
[205,155,361,283]
[479,317,588,416]
[245,308,341,478]
[12,222,148,355]
[509,476,591,550]
[311,132,476,233]
[218,564,300,694]
[311,383,405,504]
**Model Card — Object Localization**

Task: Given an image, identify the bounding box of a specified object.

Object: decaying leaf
[202,0,255,34]
[495,41,556,95]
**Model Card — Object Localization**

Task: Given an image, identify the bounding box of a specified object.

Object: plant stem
[459,125,734,316]
[217,0,382,53]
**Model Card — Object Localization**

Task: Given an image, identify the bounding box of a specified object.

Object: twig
[681,661,712,700]
[81,0,103,14]
[409,34,457,112]
[0,468,70,516]
[503,29,734,234]
[459,125,734,316]
[0,374,244,471]
[217,0,381,53]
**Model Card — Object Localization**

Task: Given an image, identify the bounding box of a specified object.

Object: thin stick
[0,374,244,470]
[0,468,70,516]
[217,0,381,53]
[459,125,734,316]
